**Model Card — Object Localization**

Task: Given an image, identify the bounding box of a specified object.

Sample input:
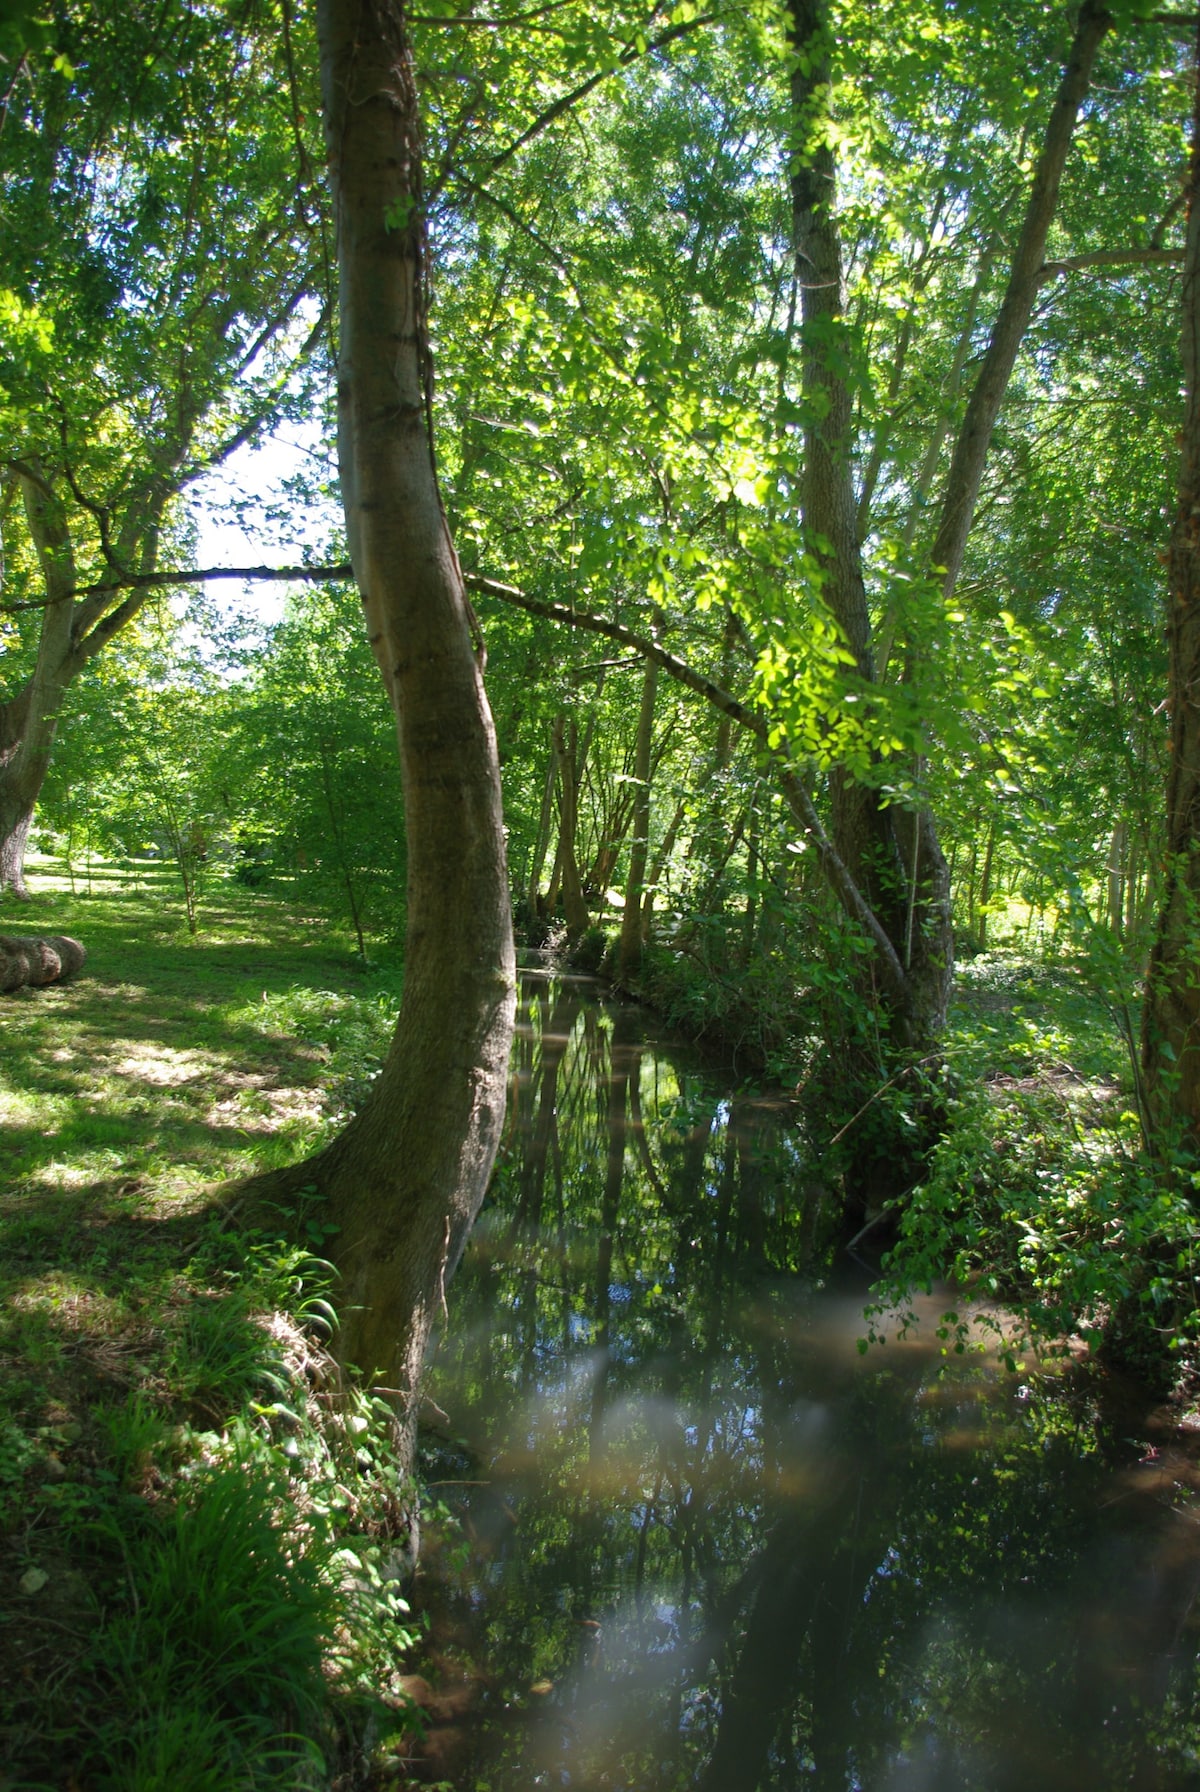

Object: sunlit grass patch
[0,858,422,1785]
[950,946,1135,1087]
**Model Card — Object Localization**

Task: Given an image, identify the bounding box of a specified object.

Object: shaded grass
[0,858,422,1790]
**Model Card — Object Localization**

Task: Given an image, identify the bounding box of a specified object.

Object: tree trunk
[0,475,78,898]
[643,781,689,936]
[0,933,86,991]
[1142,17,1200,1155]
[553,714,590,937]
[1107,820,1127,938]
[616,653,658,983]
[0,463,182,896]
[789,0,952,1053]
[259,0,517,1469]
[786,0,1109,1056]
[525,740,557,918]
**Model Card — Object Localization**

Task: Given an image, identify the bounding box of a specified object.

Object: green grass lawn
[0,859,421,1792]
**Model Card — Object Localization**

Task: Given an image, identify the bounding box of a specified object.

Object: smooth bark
[256,0,515,1468]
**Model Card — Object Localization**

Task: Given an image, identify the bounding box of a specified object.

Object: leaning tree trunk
[0,457,181,897]
[1142,17,1200,1157]
[276,0,516,1469]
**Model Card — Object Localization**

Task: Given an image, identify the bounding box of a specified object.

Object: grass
[0,856,424,1791]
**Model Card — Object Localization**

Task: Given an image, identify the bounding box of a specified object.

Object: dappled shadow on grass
[0,1180,341,1788]
[0,1106,310,1186]
[1,1174,233,1284]
[0,863,415,1789]
[0,868,385,1189]
[0,865,365,1403]
[0,1183,256,1417]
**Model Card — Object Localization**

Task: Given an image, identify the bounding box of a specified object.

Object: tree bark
[1142,17,1200,1155]
[552,714,590,937]
[0,934,86,991]
[789,0,952,1052]
[616,652,658,983]
[255,0,516,1469]
[0,473,79,897]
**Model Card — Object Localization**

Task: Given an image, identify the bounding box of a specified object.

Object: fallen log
[0,935,87,992]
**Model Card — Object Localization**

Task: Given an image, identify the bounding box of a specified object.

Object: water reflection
[417,971,1200,1790]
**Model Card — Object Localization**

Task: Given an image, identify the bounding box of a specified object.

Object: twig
[825,1054,941,1148]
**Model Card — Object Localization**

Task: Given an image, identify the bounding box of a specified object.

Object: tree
[243,0,515,1472]
[0,0,326,895]
[416,0,1162,1068]
[227,584,411,953]
[1142,17,1200,1154]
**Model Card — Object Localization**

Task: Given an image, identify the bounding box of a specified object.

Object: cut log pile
[0,935,87,991]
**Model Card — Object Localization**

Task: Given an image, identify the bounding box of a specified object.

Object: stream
[413,968,1200,1790]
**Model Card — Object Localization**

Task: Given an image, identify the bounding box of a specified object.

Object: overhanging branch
[0,546,912,1000]
[1,561,355,613]
[1038,245,1185,282]
[469,575,912,1003]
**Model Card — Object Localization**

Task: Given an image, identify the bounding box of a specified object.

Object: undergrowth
[2,1221,429,1790]
[866,946,1200,1389]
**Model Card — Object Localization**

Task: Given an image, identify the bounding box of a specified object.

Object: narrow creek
[412,968,1200,1790]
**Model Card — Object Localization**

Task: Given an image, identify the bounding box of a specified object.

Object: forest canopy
[4,0,1199,1246]
[9,1,1200,1785]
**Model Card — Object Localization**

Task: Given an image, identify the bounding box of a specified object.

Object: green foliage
[866,950,1200,1381]
[71,1386,422,1789]
[248,977,403,1121]
[224,585,409,952]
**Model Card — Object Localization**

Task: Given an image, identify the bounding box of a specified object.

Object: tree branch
[488,10,723,173]
[1038,245,1185,282]
[1145,11,1199,39]
[412,0,579,25]
[469,576,912,1002]
[0,545,911,999]
[0,561,353,613]
[928,0,1113,597]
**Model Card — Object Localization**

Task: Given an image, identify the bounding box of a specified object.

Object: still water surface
[417,970,1200,1790]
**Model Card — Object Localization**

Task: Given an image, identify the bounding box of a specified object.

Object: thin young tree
[1142,17,1200,1155]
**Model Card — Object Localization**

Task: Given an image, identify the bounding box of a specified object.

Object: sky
[187,423,341,637]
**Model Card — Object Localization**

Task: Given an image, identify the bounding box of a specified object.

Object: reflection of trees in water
[424,976,1200,1791]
